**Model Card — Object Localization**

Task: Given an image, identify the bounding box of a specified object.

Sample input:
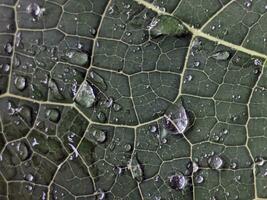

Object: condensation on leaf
[64,50,89,66]
[168,172,187,190]
[208,155,223,169]
[129,155,143,182]
[45,109,61,123]
[75,81,96,108]
[163,100,189,134]
[211,51,230,61]
[148,15,188,37]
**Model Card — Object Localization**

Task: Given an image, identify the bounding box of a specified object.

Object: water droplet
[164,102,189,134]
[92,129,106,143]
[184,74,193,83]
[88,71,107,90]
[254,58,262,66]
[193,61,200,67]
[97,112,106,123]
[104,97,113,108]
[49,80,64,100]
[113,103,122,112]
[195,175,204,184]
[14,76,27,91]
[148,15,188,37]
[129,156,143,182]
[169,172,187,190]
[208,155,223,169]
[46,109,61,123]
[150,125,157,133]
[124,144,132,152]
[25,173,34,182]
[211,51,230,61]
[0,64,10,72]
[75,81,96,108]
[4,42,13,54]
[26,3,45,19]
[64,50,89,66]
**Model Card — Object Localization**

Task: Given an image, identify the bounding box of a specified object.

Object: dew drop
[92,129,106,143]
[64,50,89,66]
[25,173,34,182]
[208,155,223,169]
[124,144,132,152]
[169,172,187,190]
[211,51,230,61]
[129,156,143,182]
[14,76,27,91]
[113,103,122,112]
[75,81,96,108]
[46,109,61,123]
[164,102,189,134]
[88,71,107,90]
[26,3,45,19]
[4,42,13,54]
[195,175,204,184]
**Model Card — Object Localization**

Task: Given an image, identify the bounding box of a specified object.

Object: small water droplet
[195,175,204,184]
[129,155,143,182]
[113,103,122,112]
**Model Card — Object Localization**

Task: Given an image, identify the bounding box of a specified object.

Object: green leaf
[0,0,267,199]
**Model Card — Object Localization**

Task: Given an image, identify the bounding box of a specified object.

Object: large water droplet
[129,156,143,182]
[75,81,96,108]
[92,129,106,143]
[211,51,230,61]
[4,42,13,54]
[164,102,189,134]
[49,80,64,100]
[26,3,45,19]
[169,172,187,190]
[17,105,33,126]
[14,76,27,91]
[88,71,107,90]
[25,173,34,182]
[208,155,223,169]
[195,175,204,184]
[148,15,188,37]
[46,109,61,123]
[64,50,89,66]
